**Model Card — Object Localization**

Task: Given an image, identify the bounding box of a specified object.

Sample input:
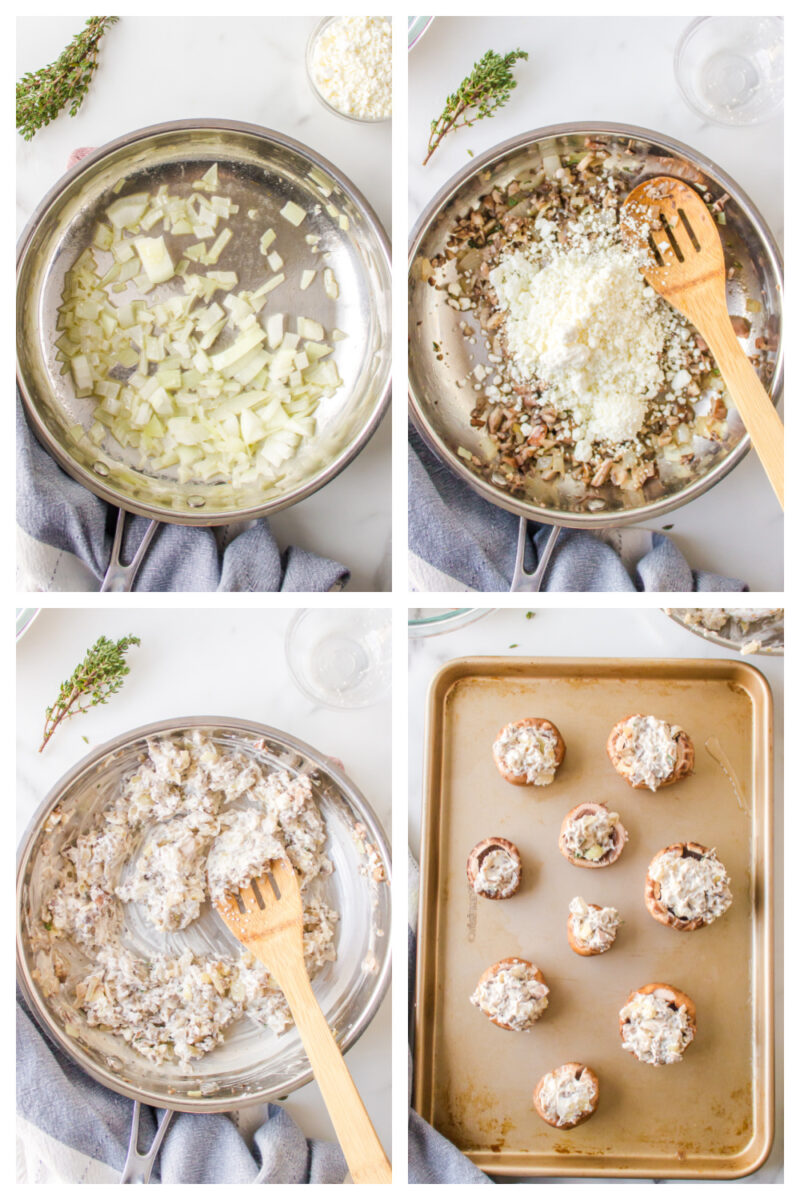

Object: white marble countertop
[409,16,784,590]
[17,16,392,592]
[16,607,391,1165]
[409,606,783,1182]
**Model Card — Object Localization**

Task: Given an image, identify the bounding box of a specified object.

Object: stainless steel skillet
[408,122,783,590]
[17,716,392,1180]
[18,120,392,590]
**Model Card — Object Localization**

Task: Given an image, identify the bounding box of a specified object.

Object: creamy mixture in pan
[667,607,784,654]
[33,733,338,1067]
[675,607,781,632]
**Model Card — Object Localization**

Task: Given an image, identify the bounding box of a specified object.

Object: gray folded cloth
[409,427,746,593]
[407,850,492,1185]
[17,396,349,592]
[408,930,492,1185]
[17,994,346,1184]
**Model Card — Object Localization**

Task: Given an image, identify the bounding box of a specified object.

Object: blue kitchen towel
[408,849,492,1185]
[408,929,493,1185]
[17,993,346,1184]
[17,396,349,593]
[409,427,747,593]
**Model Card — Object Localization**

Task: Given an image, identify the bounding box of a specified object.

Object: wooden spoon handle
[702,320,784,509]
[279,967,392,1183]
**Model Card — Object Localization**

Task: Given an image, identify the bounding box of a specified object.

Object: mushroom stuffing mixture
[31,732,339,1067]
[421,139,776,504]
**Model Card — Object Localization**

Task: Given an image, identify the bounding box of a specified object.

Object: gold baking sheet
[414,658,773,1178]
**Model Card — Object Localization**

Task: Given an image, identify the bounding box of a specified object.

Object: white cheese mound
[311,16,392,120]
[490,235,675,451]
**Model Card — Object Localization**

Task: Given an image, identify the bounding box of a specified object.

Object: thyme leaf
[40,633,140,751]
[424,48,528,165]
[16,17,119,141]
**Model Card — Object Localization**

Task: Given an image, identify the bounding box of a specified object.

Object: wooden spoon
[621,176,783,508]
[216,859,391,1184]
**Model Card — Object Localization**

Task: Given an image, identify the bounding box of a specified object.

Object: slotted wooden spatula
[216,859,391,1184]
[621,176,783,508]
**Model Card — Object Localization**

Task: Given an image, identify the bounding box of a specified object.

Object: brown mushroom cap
[566,902,616,956]
[558,803,627,869]
[474,957,547,1031]
[492,717,566,786]
[466,836,522,899]
[532,1062,599,1129]
[619,982,697,1046]
[644,842,713,931]
[607,714,694,790]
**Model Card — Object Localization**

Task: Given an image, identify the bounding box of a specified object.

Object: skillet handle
[100,509,160,592]
[510,519,561,592]
[120,1101,174,1184]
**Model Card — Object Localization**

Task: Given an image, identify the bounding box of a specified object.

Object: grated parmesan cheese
[490,224,681,449]
[310,16,392,121]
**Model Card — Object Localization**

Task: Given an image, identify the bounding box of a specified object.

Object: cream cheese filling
[538,1065,597,1125]
[615,715,682,790]
[493,722,559,784]
[562,808,621,862]
[568,896,621,949]
[470,961,549,1030]
[36,732,337,1067]
[620,992,694,1065]
[650,847,732,923]
[474,847,520,896]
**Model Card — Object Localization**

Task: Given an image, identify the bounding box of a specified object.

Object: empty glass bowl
[286,610,391,707]
[407,609,493,638]
[674,17,784,126]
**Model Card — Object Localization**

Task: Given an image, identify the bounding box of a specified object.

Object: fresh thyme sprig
[424,48,528,165]
[16,16,119,142]
[40,634,140,752]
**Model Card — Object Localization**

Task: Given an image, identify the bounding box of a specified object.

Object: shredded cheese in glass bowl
[307,16,392,123]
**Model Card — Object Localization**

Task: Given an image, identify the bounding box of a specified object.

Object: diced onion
[56,170,345,487]
[280,201,307,227]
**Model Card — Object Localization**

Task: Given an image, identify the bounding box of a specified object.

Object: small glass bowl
[16,608,40,641]
[674,16,784,127]
[286,610,392,708]
[407,609,493,638]
[306,16,392,125]
[408,16,434,51]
